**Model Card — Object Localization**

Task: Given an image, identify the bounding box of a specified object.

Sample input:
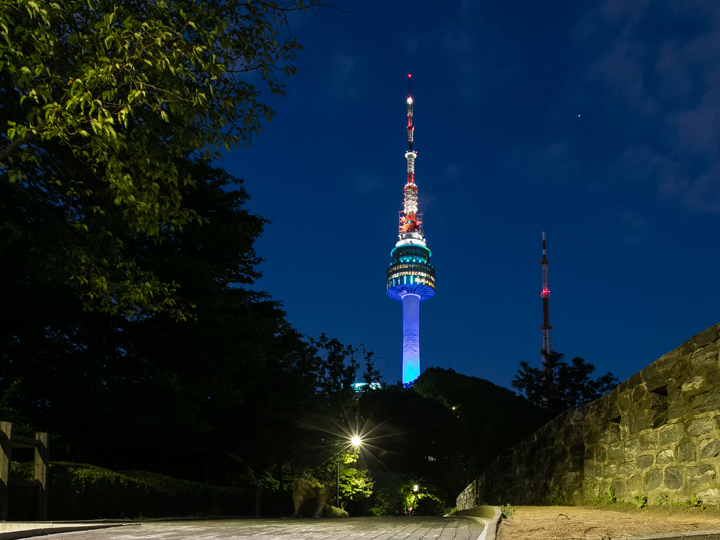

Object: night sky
[219,1,720,390]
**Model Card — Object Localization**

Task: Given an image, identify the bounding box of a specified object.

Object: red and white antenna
[400,74,420,235]
[540,230,553,368]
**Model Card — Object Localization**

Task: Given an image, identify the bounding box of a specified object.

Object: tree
[338,467,373,509]
[512,352,618,415]
[0,0,326,318]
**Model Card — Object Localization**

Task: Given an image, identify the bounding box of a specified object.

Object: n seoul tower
[386,75,436,385]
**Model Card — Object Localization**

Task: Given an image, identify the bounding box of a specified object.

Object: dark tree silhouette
[512,352,618,415]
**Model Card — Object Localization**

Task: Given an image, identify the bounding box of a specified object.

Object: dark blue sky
[219,0,720,389]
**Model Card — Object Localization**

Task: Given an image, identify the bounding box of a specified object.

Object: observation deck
[386,243,435,301]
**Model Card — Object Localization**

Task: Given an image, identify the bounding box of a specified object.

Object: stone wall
[457,322,720,508]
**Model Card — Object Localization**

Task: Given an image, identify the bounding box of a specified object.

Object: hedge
[9,462,253,520]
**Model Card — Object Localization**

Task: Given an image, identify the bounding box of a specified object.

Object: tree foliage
[338,467,373,508]
[0,0,324,318]
[511,352,618,415]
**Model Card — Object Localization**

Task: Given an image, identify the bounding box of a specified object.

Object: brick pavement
[45,516,484,540]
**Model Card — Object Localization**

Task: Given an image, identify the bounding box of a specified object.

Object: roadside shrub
[500,503,515,518]
[9,461,252,519]
[321,504,349,518]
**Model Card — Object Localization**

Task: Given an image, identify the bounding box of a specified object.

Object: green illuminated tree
[338,467,373,509]
[0,0,325,318]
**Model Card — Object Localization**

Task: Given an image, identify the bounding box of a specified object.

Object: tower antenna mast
[540,230,553,373]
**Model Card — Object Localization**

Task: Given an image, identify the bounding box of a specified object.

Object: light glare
[351,436,362,447]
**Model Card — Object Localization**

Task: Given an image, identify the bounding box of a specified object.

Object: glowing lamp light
[413,485,419,492]
[351,436,362,447]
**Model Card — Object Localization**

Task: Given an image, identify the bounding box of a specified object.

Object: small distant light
[452,406,456,410]
[413,485,419,492]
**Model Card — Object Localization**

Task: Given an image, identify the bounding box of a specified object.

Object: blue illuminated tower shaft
[386,75,436,385]
[402,294,420,383]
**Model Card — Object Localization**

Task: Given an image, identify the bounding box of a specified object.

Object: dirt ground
[497,505,720,539]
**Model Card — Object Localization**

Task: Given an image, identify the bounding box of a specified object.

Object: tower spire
[387,75,436,385]
[402,75,419,236]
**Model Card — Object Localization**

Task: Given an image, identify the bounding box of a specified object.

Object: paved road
[48,517,484,540]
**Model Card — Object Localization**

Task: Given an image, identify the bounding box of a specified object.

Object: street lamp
[337,435,363,508]
[409,484,419,516]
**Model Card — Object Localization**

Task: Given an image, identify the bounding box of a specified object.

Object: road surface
[48,516,484,540]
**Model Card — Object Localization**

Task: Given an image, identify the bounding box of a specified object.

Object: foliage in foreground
[9,461,252,519]
[0,0,327,318]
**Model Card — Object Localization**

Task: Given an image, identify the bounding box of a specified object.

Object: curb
[0,523,138,539]
[450,506,501,540]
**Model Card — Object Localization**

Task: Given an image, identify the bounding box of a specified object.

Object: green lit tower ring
[386,75,436,385]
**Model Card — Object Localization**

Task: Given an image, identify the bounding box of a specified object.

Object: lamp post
[409,484,419,516]
[336,436,362,508]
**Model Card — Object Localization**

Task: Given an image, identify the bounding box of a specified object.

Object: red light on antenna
[408,74,411,78]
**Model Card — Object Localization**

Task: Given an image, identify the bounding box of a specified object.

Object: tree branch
[0,131,36,162]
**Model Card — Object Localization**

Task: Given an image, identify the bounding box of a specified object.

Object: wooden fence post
[0,422,13,520]
[34,432,48,521]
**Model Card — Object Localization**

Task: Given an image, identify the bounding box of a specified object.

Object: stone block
[701,439,720,459]
[675,441,697,463]
[659,423,684,446]
[655,348,681,372]
[626,373,643,391]
[595,445,607,463]
[687,464,716,489]
[627,474,642,492]
[636,454,654,469]
[697,488,720,505]
[618,462,635,476]
[618,392,632,413]
[633,385,647,401]
[599,427,620,445]
[584,445,595,461]
[687,417,713,436]
[657,449,674,464]
[672,357,690,381]
[607,443,624,462]
[625,438,640,459]
[690,348,719,372]
[709,370,720,386]
[604,464,617,477]
[691,389,720,414]
[682,337,698,356]
[644,469,663,491]
[639,431,658,451]
[566,407,586,424]
[664,467,683,490]
[682,375,706,393]
[562,425,583,446]
[629,410,656,435]
[696,325,720,348]
[611,478,625,495]
[641,364,665,393]
[668,396,690,420]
